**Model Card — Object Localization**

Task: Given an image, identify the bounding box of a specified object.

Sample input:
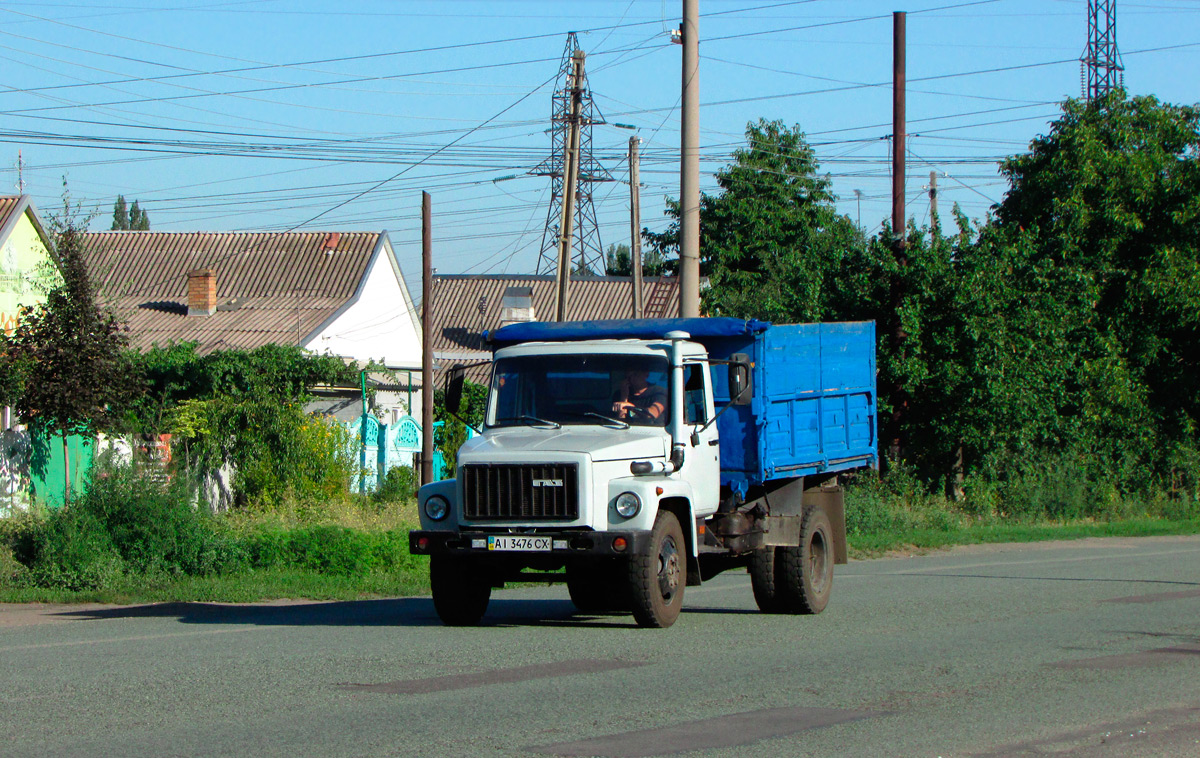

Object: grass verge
[848,516,1200,558]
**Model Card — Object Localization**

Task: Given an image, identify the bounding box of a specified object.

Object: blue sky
[2,0,1198,293]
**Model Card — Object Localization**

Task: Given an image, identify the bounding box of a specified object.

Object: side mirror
[445,365,466,415]
[728,353,752,405]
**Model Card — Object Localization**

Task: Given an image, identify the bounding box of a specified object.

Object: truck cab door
[681,362,720,517]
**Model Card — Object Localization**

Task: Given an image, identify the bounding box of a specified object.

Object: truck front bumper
[409,530,651,557]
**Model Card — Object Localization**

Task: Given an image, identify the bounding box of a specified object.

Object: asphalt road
[1,535,1198,757]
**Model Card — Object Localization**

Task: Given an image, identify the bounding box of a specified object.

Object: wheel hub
[657,536,680,600]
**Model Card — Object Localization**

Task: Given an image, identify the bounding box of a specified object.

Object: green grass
[0,565,430,605]
[848,516,1200,558]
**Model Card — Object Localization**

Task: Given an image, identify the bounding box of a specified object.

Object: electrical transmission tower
[1081,0,1124,101]
[531,32,613,276]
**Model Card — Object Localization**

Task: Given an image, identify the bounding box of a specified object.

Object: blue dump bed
[490,318,877,495]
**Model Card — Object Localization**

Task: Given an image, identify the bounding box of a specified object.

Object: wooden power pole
[555,49,585,322]
[629,135,643,319]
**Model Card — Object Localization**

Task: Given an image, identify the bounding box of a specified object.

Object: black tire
[566,561,630,614]
[750,546,785,613]
[777,507,834,614]
[628,510,686,628]
[430,555,491,626]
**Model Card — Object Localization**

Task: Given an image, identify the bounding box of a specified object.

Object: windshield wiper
[496,415,561,429]
[577,411,630,429]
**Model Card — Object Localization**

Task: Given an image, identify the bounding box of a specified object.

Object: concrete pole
[555,50,585,322]
[629,135,643,319]
[420,191,434,487]
[679,0,701,318]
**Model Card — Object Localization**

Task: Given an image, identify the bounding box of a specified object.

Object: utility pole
[890,10,907,463]
[679,0,701,318]
[17,151,24,194]
[555,49,585,322]
[629,135,643,319]
[420,191,434,487]
[928,171,939,233]
[892,11,906,250]
[854,189,863,230]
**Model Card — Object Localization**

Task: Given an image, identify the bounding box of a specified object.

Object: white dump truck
[410,317,877,628]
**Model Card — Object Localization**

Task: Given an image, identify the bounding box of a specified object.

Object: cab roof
[487,317,770,348]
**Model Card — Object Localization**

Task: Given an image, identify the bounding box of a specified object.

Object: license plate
[488,535,553,552]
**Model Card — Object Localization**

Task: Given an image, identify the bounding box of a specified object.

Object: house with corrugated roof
[79,230,424,421]
[430,273,683,386]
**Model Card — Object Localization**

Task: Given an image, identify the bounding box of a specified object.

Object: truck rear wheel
[628,511,686,628]
[430,555,491,626]
[778,507,833,614]
[567,561,629,614]
[750,547,785,613]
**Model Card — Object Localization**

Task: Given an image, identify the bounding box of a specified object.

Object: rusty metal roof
[430,273,683,385]
[79,231,384,354]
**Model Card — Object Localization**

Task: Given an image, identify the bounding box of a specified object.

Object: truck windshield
[489,353,670,428]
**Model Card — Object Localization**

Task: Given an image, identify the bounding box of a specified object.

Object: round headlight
[424,495,450,521]
[614,491,641,519]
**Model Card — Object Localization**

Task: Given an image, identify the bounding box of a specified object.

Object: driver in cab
[612,368,667,423]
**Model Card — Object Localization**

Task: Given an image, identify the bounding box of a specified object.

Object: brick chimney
[187,269,217,316]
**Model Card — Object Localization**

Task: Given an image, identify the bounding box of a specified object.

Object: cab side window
[683,364,707,424]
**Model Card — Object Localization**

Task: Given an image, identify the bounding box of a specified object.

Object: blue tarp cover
[488,317,771,346]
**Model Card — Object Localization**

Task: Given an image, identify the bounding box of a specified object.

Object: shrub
[373,465,415,503]
[16,456,246,589]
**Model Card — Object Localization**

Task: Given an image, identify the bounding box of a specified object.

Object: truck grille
[462,463,579,521]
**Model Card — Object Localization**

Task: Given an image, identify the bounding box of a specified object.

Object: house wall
[304,238,422,370]
[0,212,56,335]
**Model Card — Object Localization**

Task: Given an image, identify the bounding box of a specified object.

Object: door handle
[708,439,719,446]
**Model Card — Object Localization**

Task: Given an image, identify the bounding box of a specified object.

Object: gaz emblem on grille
[531,479,564,487]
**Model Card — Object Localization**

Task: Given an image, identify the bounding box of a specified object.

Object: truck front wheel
[777,507,834,614]
[430,555,491,626]
[628,511,686,628]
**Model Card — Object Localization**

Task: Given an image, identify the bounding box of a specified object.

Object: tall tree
[995,91,1200,468]
[111,195,150,230]
[6,225,141,497]
[646,119,864,322]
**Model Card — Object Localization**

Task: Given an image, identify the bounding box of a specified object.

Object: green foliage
[125,342,363,433]
[434,380,487,474]
[240,526,414,577]
[5,225,141,439]
[12,456,246,590]
[111,195,150,230]
[0,457,421,594]
[180,399,355,508]
[646,119,864,321]
[603,242,665,277]
[687,99,1200,496]
[373,465,416,503]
